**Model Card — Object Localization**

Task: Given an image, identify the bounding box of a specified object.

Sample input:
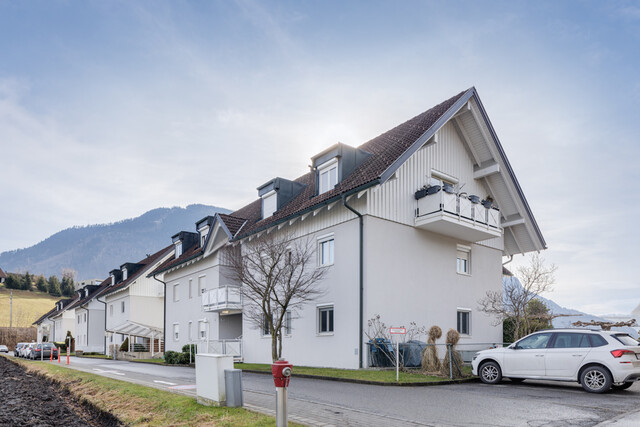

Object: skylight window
[318,158,338,194]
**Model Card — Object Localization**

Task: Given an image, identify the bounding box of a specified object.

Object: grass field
[0,284,59,327]
[11,357,292,426]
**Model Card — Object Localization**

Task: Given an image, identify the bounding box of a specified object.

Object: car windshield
[611,334,639,346]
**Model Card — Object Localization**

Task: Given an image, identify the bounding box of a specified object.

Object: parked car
[473,329,640,393]
[21,343,36,358]
[29,343,59,360]
[0,345,8,353]
[14,343,27,357]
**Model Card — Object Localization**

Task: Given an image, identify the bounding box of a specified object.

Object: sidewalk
[596,409,640,427]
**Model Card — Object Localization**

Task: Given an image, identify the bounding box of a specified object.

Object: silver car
[0,345,8,353]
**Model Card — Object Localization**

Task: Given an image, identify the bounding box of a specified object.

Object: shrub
[181,344,197,355]
[120,338,129,352]
[178,352,191,365]
[164,351,181,364]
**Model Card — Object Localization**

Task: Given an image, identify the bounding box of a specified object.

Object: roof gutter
[234,179,380,241]
[342,194,365,369]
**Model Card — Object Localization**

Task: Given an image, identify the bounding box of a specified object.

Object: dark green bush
[164,351,181,364]
[120,338,129,352]
[181,344,197,355]
[178,352,191,365]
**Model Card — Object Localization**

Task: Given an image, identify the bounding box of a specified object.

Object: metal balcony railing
[201,286,242,312]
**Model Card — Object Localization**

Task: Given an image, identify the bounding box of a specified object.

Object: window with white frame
[318,159,338,194]
[175,241,182,258]
[284,311,292,335]
[173,323,179,341]
[199,321,206,340]
[83,313,86,322]
[109,305,113,317]
[457,310,471,335]
[262,313,272,336]
[77,315,81,324]
[189,279,193,299]
[262,190,277,218]
[318,235,334,266]
[188,321,193,341]
[122,267,128,281]
[173,283,179,302]
[318,305,334,334]
[121,301,125,313]
[456,245,471,275]
[198,276,206,295]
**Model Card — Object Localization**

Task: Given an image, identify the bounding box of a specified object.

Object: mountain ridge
[0,204,230,279]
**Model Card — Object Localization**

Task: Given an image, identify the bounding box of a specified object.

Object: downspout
[153,273,167,356]
[96,296,107,355]
[342,194,364,369]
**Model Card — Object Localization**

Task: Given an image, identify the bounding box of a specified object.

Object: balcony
[202,286,242,313]
[415,188,501,242]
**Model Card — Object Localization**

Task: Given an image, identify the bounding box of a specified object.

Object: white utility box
[195,354,234,406]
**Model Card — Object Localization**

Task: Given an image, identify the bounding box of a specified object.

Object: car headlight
[472,353,479,361]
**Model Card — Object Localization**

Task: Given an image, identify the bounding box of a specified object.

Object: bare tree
[478,253,557,341]
[224,233,327,362]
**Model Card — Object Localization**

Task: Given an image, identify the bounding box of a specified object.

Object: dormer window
[122,267,128,281]
[175,241,183,258]
[318,158,338,194]
[262,190,277,218]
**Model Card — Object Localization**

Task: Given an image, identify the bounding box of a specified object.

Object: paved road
[15,355,640,426]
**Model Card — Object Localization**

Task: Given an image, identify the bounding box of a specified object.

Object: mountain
[0,204,230,279]
[503,277,639,339]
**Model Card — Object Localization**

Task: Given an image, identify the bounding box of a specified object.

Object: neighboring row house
[150,87,546,369]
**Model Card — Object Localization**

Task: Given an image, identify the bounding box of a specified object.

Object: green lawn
[13,357,291,426]
[235,363,473,384]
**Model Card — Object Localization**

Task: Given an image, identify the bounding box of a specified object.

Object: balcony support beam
[473,161,500,179]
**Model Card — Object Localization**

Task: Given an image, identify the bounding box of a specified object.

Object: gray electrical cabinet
[225,369,244,407]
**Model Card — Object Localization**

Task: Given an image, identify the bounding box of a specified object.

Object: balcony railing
[195,339,243,361]
[202,286,242,313]
[415,189,501,242]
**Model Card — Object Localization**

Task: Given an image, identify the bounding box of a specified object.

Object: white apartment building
[158,87,546,369]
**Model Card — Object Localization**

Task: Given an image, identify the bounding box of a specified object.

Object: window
[175,242,182,258]
[589,334,608,347]
[189,279,193,299]
[456,245,471,275]
[457,310,471,335]
[551,333,590,348]
[199,321,206,340]
[122,267,128,281]
[173,324,179,341]
[318,159,338,194]
[262,190,277,218]
[83,313,87,323]
[188,321,193,341]
[515,332,552,349]
[284,311,292,335]
[121,301,125,313]
[109,305,113,317]
[77,315,81,324]
[318,236,334,266]
[262,314,272,336]
[318,305,334,334]
[173,283,179,302]
[198,276,206,295]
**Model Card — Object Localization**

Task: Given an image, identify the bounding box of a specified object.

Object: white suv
[472,329,640,393]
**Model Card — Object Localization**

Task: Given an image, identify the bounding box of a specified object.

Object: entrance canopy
[107,321,163,338]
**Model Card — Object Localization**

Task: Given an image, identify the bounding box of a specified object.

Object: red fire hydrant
[271,360,292,427]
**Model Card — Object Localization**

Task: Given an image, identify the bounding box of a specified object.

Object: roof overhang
[106,321,163,338]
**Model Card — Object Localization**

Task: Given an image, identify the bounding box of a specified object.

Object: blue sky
[1,1,639,315]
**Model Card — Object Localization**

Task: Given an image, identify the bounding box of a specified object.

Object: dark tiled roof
[65,277,112,311]
[232,90,467,238]
[0,267,6,279]
[35,298,74,324]
[103,245,173,296]
[149,242,201,277]
[33,306,58,325]
[218,213,248,237]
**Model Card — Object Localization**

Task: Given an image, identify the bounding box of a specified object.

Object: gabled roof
[225,87,545,255]
[228,89,469,239]
[33,298,73,324]
[102,245,173,297]
[65,278,112,311]
[0,267,6,279]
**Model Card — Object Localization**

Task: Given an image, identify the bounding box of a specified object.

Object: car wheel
[580,366,612,393]
[612,382,634,391]
[479,361,502,384]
